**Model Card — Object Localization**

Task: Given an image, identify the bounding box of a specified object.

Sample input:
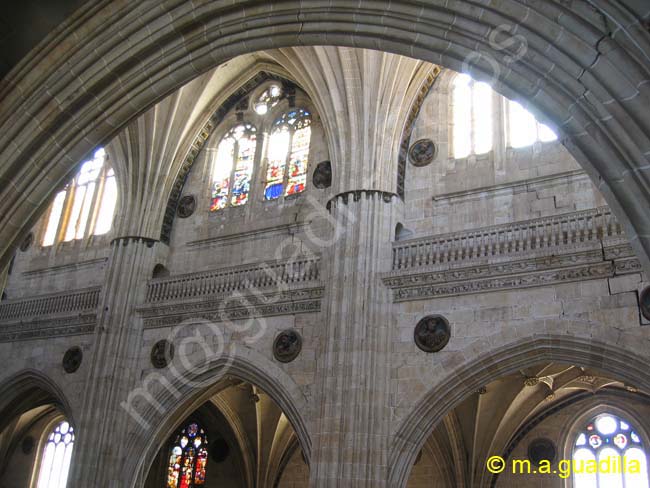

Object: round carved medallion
[151,340,174,369]
[62,347,83,374]
[640,286,650,321]
[313,161,332,189]
[177,195,196,218]
[21,436,35,455]
[273,329,302,363]
[528,438,556,466]
[20,232,34,252]
[414,315,450,353]
[408,139,436,167]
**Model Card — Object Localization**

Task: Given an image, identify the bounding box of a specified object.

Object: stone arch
[120,345,311,488]
[1,2,649,273]
[0,369,74,433]
[387,323,650,487]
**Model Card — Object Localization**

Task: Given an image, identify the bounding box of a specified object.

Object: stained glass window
[452,74,493,158]
[42,148,116,245]
[572,413,649,488]
[167,422,208,488]
[210,124,257,211]
[36,420,74,488]
[265,109,311,200]
[507,100,557,148]
[254,84,282,115]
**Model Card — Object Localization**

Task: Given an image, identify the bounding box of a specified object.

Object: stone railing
[392,207,622,271]
[0,287,101,321]
[146,256,320,303]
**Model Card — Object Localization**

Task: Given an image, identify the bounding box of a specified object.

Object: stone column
[68,236,164,487]
[310,190,399,487]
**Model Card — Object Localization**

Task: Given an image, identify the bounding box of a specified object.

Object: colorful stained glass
[210,124,257,211]
[286,125,311,196]
[573,413,649,488]
[264,109,311,199]
[614,434,628,449]
[265,127,290,200]
[167,422,208,488]
[589,434,602,449]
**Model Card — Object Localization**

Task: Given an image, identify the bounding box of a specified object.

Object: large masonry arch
[387,325,650,487]
[1,1,649,272]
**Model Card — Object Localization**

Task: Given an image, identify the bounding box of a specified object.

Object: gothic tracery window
[265,108,312,200]
[254,84,282,115]
[452,74,493,159]
[36,420,74,488]
[210,124,257,211]
[167,422,208,488]
[572,412,649,488]
[42,148,117,246]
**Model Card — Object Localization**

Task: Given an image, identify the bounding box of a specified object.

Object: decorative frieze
[139,287,323,329]
[0,314,96,342]
[388,262,614,303]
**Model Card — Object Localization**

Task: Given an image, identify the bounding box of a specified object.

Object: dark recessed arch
[0,1,649,274]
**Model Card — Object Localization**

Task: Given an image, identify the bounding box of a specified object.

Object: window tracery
[36,420,74,488]
[254,84,282,115]
[210,123,257,211]
[572,412,648,488]
[452,74,493,158]
[265,108,312,200]
[167,421,208,488]
[42,148,116,246]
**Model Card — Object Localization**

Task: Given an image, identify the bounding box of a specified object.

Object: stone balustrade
[392,206,623,271]
[146,256,321,303]
[0,287,101,322]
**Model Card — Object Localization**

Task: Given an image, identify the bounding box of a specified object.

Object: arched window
[36,420,74,488]
[507,99,557,148]
[210,123,257,211]
[452,74,493,159]
[167,421,208,488]
[42,148,117,246]
[572,412,649,488]
[265,109,312,200]
[254,84,282,115]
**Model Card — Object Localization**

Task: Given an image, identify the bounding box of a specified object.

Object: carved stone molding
[326,190,398,211]
[387,262,614,303]
[0,315,97,342]
[273,329,303,363]
[139,287,323,329]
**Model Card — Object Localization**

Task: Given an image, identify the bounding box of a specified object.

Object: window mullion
[229,140,239,207]
[284,129,295,195]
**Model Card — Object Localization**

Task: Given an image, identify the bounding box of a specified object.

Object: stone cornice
[0,313,97,342]
[138,286,324,329]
